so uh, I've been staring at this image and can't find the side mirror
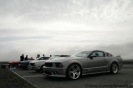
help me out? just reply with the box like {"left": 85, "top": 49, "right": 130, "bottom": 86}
{"left": 89, "top": 54, "right": 96, "bottom": 59}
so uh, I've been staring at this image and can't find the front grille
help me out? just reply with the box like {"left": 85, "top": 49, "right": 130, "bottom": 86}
{"left": 45, "top": 63, "right": 53, "bottom": 67}
{"left": 55, "top": 63, "right": 62, "bottom": 67}
{"left": 30, "top": 63, "right": 35, "bottom": 66}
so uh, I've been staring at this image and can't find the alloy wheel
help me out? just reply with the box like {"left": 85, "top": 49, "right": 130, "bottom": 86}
{"left": 68, "top": 64, "right": 81, "bottom": 79}
{"left": 110, "top": 63, "right": 118, "bottom": 74}
{"left": 112, "top": 64, "right": 118, "bottom": 73}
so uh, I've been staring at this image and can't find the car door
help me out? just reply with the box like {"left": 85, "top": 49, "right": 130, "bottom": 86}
{"left": 87, "top": 51, "right": 108, "bottom": 72}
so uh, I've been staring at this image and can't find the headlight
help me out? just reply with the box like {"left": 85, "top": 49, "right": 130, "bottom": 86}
{"left": 30, "top": 63, "right": 36, "bottom": 66}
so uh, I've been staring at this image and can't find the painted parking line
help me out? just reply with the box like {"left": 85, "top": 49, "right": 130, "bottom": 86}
{"left": 9, "top": 69, "right": 39, "bottom": 88}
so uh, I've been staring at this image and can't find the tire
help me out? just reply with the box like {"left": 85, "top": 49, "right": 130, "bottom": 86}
{"left": 12, "top": 64, "right": 18, "bottom": 68}
{"left": 110, "top": 62, "right": 119, "bottom": 74}
{"left": 40, "top": 66, "right": 44, "bottom": 73}
{"left": 36, "top": 65, "right": 44, "bottom": 73}
{"left": 15, "top": 64, "right": 18, "bottom": 69}
{"left": 25, "top": 65, "right": 30, "bottom": 70}
{"left": 8, "top": 65, "right": 10, "bottom": 69}
{"left": 66, "top": 64, "right": 81, "bottom": 80}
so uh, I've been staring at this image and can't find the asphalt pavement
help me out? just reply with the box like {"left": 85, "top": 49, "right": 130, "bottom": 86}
{"left": 11, "top": 64, "right": 133, "bottom": 88}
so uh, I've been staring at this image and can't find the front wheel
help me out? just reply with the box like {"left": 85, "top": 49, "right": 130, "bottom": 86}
{"left": 26, "top": 65, "right": 30, "bottom": 70}
{"left": 110, "top": 63, "right": 119, "bottom": 74}
{"left": 66, "top": 64, "right": 81, "bottom": 80}
{"left": 40, "top": 65, "right": 44, "bottom": 73}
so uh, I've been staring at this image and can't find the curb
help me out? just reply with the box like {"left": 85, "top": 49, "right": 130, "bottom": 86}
{"left": 9, "top": 69, "right": 40, "bottom": 88}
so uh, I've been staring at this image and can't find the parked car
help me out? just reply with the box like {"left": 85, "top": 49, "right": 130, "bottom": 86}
{"left": 29, "top": 57, "right": 50, "bottom": 72}
{"left": 8, "top": 61, "right": 20, "bottom": 68}
{"left": 43, "top": 50, "right": 123, "bottom": 80}
{"left": 29, "top": 55, "right": 70, "bottom": 72}
{"left": 49, "top": 55, "right": 70, "bottom": 60}
{"left": 19, "top": 58, "right": 34, "bottom": 70}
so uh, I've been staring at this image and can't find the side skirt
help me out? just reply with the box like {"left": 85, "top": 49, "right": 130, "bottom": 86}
{"left": 82, "top": 71, "right": 110, "bottom": 76}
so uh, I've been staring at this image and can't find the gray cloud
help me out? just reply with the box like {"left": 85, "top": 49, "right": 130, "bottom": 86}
{"left": 1, "top": 0, "right": 133, "bottom": 24}
{"left": 0, "top": 41, "right": 133, "bottom": 61}
{"left": 0, "top": 0, "right": 133, "bottom": 61}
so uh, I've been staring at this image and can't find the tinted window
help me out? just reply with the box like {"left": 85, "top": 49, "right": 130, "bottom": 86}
{"left": 107, "top": 53, "right": 113, "bottom": 57}
{"left": 91, "top": 51, "right": 105, "bottom": 57}
{"left": 38, "top": 57, "right": 49, "bottom": 60}
{"left": 72, "top": 51, "right": 91, "bottom": 57}
{"left": 38, "top": 57, "right": 43, "bottom": 60}
{"left": 43, "top": 57, "right": 50, "bottom": 60}
{"left": 60, "top": 55, "right": 70, "bottom": 57}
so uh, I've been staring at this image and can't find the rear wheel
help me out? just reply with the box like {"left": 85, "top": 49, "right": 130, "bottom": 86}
{"left": 110, "top": 63, "right": 119, "bottom": 74}
{"left": 66, "top": 64, "right": 81, "bottom": 80}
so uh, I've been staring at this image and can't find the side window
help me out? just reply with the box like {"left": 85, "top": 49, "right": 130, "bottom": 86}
{"left": 107, "top": 53, "right": 113, "bottom": 57}
{"left": 43, "top": 57, "right": 49, "bottom": 60}
{"left": 91, "top": 51, "right": 105, "bottom": 57}
{"left": 40, "top": 57, "right": 43, "bottom": 60}
{"left": 98, "top": 52, "right": 105, "bottom": 57}
{"left": 91, "top": 52, "right": 98, "bottom": 57}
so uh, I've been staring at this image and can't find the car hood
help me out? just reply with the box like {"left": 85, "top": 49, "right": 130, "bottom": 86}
{"left": 46, "top": 57, "right": 81, "bottom": 62}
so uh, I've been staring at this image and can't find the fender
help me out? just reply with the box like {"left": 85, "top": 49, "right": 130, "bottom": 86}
{"left": 109, "top": 59, "right": 119, "bottom": 68}
{"left": 65, "top": 60, "right": 83, "bottom": 71}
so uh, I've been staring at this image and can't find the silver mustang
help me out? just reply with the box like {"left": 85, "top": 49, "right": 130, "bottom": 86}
{"left": 43, "top": 50, "right": 123, "bottom": 80}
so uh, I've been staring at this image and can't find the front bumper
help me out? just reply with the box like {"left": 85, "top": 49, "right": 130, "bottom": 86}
{"left": 19, "top": 64, "right": 26, "bottom": 68}
{"left": 29, "top": 66, "right": 40, "bottom": 70}
{"left": 43, "top": 66, "right": 66, "bottom": 77}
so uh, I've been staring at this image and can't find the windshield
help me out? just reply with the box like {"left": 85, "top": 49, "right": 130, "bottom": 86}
{"left": 60, "top": 55, "right": 70, "bottom": 57}
{"left": 49, "top": 55, "right": 60, "bottom": 60}
{"left": 49, "top": 55, "right": 70, "bottom": 60}
{"left": 72, "top": 51, "right": 91, "bottom": 57}
{"left": 38, "top": 57, "right": 49, "bottom": 60}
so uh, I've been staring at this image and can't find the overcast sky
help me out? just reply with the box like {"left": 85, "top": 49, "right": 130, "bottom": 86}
{"left": 0, "top": 0, "right": 133, "bottom": 61}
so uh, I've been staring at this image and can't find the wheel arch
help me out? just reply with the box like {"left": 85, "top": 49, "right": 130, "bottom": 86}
{"left": 66, "top": 62, "right": 83, "bottom": 75}
{"left": 110, "top": 61, "right": 119, "bottom": 74}
{"left": 109, "top": 60, "right": 119, "bottom": 69}
{"left": 65, "top": 62, "right": 83, "bottom": 79}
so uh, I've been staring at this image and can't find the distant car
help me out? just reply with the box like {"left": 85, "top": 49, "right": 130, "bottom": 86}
{"left": 49, "top": 55, "right": 70, "bottom": 60}
{"left": 19, "top": 58, "right": 34, "bottom": 70}
{"left": 29, "top": 55, "right": 70, "bottom": 72}
{"left": 29, "top": 57, "right": 50, "bottom": 72}
{"left": 43, "top": 50, "right": 123, "bottom": 80}
{"left": 8, "top": 61, "right": 20, "bottom": 68}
